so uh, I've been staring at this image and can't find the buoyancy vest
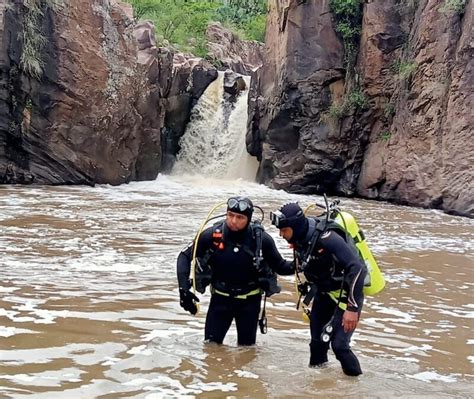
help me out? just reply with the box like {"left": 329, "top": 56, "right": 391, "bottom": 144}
{"left": 298, "top": 212, "right": 385, "bottom": 296}
{"left": 194, "top": 220, "right": 281, "bottom": 297}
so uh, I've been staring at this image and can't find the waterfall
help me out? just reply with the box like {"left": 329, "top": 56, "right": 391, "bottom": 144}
{"left": 172, "top": 72, "right": 259, "bottom": 181}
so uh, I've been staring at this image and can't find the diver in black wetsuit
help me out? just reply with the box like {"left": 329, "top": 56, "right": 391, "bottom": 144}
{"left": 271, "top": 202, "right": 367, "bottom": 376}
{"left": 177, "top": 197, "right": 294, "bottom": 346}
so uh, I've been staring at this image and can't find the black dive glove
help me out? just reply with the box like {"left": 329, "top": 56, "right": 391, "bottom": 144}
{"left": 179, "top": 288, "right": 200, "bottom": 315}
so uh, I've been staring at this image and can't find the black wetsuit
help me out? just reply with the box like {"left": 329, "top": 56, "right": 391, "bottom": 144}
{"left": 177, "top": 221, "right": 293, "bottom": 345}
{"left": 295, "top": 223, "right": 367, "bottom": 376}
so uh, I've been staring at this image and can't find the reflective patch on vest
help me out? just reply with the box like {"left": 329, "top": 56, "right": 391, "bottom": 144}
{"left": 321, "top": 231, "right": 331, "bottom": 239}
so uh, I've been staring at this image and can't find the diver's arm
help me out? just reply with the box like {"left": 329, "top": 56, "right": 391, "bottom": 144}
{"left": 176, "top": 227, "right": 214, "bottom": 290}
{"left": 261, "top": 232, "right": 295, "bottom": 275}
{"left": 319, "top": 231, "right": 366, "bottom": 312}
{"left": 177, "top": 244, "right": 193, "bottom": 290}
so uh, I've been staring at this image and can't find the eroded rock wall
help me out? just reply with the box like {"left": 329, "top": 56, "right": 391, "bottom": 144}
{"left": 357, "top": 0, "right": 473, "bottom": 216}
{"left": 249, "top": 0, "right": 349, "bottom": 194}
{"left": 250, "top": 0, "right": 473, "bottom": 216}
{"left": 0, "top": 0, "right": 171, "bottom": 185}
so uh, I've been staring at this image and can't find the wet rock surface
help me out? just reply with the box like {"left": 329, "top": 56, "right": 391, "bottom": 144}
{"left": 206, "top": 22, "right": 264, "bottom": 74}
{"left": 249, "top": 0, "right": 473, "bottom": 217}
{"left": 0, "top": 0, "right": 171, "bottom": 185}
{"left": 161, "top": 54, "right": 218, "bottom": 172}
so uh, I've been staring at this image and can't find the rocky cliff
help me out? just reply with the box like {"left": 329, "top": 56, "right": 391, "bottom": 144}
{"left": 249, "top": 0, "right": 473, "bottom": 217}
{"left": 0, "top": 0, "right": 171, "bottom": 185}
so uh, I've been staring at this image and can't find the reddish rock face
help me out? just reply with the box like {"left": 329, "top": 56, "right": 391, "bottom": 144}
{"left": 248, "top": 0, "right": 347, "bottom": 193}
{"left": 0, "top": 0, "right": 171, "bottom": 185}
{"left": 249, "top": 0, "right": 473, "bottom": 217}
{"left": 357, "top": 0, "right": 473, "bottom": 216}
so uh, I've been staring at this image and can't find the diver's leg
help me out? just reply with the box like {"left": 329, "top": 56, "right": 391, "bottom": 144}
{"left": 331, "top": 308, "right": 363, "bottom": 376}
{"left": 205, "top": 294, "right": 234, "bottom": 344}
{"left": 235, "top": 295, "right": 261, "bottom": 345}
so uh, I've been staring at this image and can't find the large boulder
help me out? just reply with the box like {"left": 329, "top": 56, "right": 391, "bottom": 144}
{"left": 0, "top": 0, "right": 171, "bottom": 185}
{"left": 206, "top": 22, "right": 264, "bottom": 74}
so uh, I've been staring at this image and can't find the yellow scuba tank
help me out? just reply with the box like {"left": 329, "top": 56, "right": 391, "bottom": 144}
{"left": 334, "top": 211, "right": 385, "bottom": 296}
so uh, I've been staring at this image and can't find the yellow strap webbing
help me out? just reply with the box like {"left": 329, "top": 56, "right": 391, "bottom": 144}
{"left": 327, "top": 289, "right": 347, "bottom": 311}
{"left": 212, "top": 287, "right": 262, "bottom": 299}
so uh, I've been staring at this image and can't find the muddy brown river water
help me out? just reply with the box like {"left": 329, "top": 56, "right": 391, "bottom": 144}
{"left": 0, "top": 176, "right": 473, "bottom": 398}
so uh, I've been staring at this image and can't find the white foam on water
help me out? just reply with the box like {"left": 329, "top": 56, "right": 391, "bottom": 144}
{"left": 101, "top": 357, "right": 121, "bottom": 366}
{"left": 0, "top": 286, "right": 19, "bottom": 293}
{"left": 127, "top": 345, "right": 153, "bottom": 356}
{"left": 142, "top": 327, "right": 200, "bottom": 341}
{"left": 186, "top": 381, "right": 238, "bottom": 393}
{"left": 392, "top": 356, "right": 419, "bottom": 363}
{"left": 370, "top": 306, "right": 416, "bottom": 324}
{"left": 1, "top": 368, "right": 84, "bottom": 387}
{"left": 1, "top": 167, "right": 474, "bottom": 397}
{"left": 407, "top": 371, "right": 457, "bottom": 383}
{"left": 0, "top": 342, "right": 127, "bottom": 366}
{"left": 234, "top": 369, "right": 259, "bottom": 379}
{"left": 0, "top": 326, "right": 39, "bottom": 337}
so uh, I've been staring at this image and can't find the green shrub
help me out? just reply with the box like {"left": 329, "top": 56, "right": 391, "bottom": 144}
{"left": 241, "top": 14, "right": 266, "bottom": 42}
{"left": 346, "top": 88, "right": 368, "bottom": 109}
{"left": 19, "top": 0, "right": 46, "bottom": 79}
{"left": 335, "top": 21, "right": 360, "bottom": 41}
{"left": 392, "top": 59, "right": 417, "bottom": 80}
{"left": 329, "top": 0, "right": 363, "bottom": 70}
{"left": 128, "top": 0, "right": 157, "bottom": 19}
{"left": 440, "top": 0, "right": 466, "bottom": 14}
{"left": 323, "top": 87, "right": 368, "bottom": 122}
{"left": 380, "top": 131, "right": 391, "bottom": 141}
{"left": 25, "top": 98, "right": 33, "bottom": 111}
{"left": 330, "top": 0, "right": 361, "bottom": 16}
{"left": 125, "top": 0, "right": 267, "bottom": 57}
{"left": 329, "top": 103, "right": 346, "bottom": 120}
{"left": 383, "top": 103, "right": 396, "bottom": 119}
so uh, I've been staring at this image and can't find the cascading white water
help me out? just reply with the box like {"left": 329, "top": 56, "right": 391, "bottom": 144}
{"left": 172, "top": 72, "right": 259, "bottom": 181}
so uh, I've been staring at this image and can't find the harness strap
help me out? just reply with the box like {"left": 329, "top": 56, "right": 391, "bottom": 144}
{"left": 259, "top": 295, "right": 268, "bottom": 334}
{"left": 212, "top": 287, "right": 262, "bottom": 299}
{"left": 327, "top": 289, "right": 347, "bottom": 310}
{"left": 300, "top": 218, "right": 327, "bottom": 271}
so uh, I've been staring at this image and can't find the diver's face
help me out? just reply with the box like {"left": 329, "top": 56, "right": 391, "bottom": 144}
{"left": 279, "top": 227, "right": 294, "bottom": 241}
{"left": 226, "top": 211, "right": 248, "bottom": 231}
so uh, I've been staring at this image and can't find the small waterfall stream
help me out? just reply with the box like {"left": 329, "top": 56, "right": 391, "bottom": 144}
{"left": 172, "top": 72, "right": 259, "bottom": 181}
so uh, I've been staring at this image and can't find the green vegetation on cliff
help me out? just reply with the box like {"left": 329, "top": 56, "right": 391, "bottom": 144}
{"left": 329, "top": 0, "right": 363, "bottom": 69}
{"left": 14, "top": 0, "right": 62, "bottom": 79}
{"left": 440, "top": 0, "right": 467, "bottom": 14}
{"left": 126, "top": 0, "right": 267, "bottom": 57}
